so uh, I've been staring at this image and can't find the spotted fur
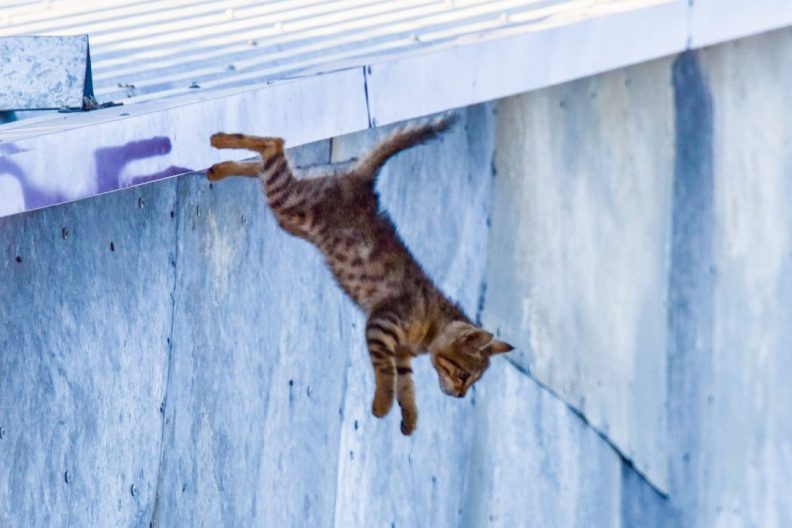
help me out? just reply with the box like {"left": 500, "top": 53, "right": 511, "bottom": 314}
{"left": 208, "top": 116, "right": 513, "bottom": 435}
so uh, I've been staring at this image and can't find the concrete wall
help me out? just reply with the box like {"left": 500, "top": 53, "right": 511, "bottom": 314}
{"left": 0, "top": 104, "right": 662, "bottom": 527}
{"left": 2, "top": 27, "right": 791, "bottom": 528}
{"left": 485, "top": 27, "right": 792, "bottom": 528}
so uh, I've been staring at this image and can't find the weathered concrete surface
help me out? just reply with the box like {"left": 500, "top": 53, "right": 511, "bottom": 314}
{"left": 0, "top": 180, "right": 178, "bottom": 526}
{"left": 10, "top": 27, "right": 792, "bottom": 523}
{"left": 464, "top": 359, "right": 623, "bottom": 527}
{"left": 0, "top": 101, "right": 665, "bottom": 527}
{"left": 482, "top": 26, "right": 792, "bottom": 528}
{"left": 667, "top": 31, "right": 792, "bottom": 527}
{"left": 485, "top": 57, "right": 675, "bottom": 491}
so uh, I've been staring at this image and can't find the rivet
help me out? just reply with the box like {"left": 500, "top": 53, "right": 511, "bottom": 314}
{"left": 306, "top": 386, "right": 312, "bottom": 398}
{"left": 64, "top": 470, "right": 71, "bottom": 483}
{"left": 61, "top": 227, "right": 69, "bottom": 240}
{"left": 248, "top": 39, "right": 258, "bottom": 46}
{"left": 353, "top": 420, "right": 358, "bottom": 430}
{"left": 189, "top": 81, "right": 200, "bottom": 89}
{"left": 240, "top": 215, "right": 246, "bottom": 225}
{"left": 227, "top": 64, "right": 236, "bottom": 71}
{"left": 130, "top": 483, "right": 138, "bottom": 497}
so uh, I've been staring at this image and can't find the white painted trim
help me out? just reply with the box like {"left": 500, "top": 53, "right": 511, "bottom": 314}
{"left": 690, "top": 0, "right": 792, "bottom": 49}
{"left": 366, "top": 0, "right": 688, "bottom": 126}
{"left": 0, "top": 70, "right": 368, "bottom": 217}
{"left": 2, "top": 0, "right": 792, "bottom": 218}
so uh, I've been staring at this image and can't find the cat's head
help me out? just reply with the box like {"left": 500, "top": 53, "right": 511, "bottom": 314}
{"left": 429, "top": 321, "right": 513, "bottom": 398}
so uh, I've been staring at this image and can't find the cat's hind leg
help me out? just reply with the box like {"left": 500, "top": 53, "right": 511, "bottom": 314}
{"left": 210, "top": 133, "right": 284, "bottom": 159}
{"left": 206, "top": 160, "right": 263, "bottom": 181}
{"left": 395, "top": 347, "right": 418, "bottom": 435}
{"left": 366, "top": 311, "right": 407, "bottom": 420}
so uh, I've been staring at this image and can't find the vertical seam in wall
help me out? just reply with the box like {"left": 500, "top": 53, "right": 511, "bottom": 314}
{"left": 363, "top": 65, "right": 373, "bottom": 128}
{"left": 330, "top": 312, "right": 351, "bottom": 526}
{"left": 149, "top": 180, "right": 182, "bottom": 526}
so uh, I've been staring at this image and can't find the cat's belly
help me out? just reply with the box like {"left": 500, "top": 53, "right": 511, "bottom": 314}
{"left": 322, "top": 239, "right": 406, "bottom": 312}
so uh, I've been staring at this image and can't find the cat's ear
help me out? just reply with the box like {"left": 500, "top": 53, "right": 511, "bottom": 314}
{"left": 486, "top": 339, "right": 514, "bottom": 355}
{"left": 460, "top": 327, "right": 494, "bottom": 349}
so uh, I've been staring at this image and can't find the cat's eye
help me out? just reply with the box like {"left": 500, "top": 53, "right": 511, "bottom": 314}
{"left": 458, "top": 371, "right": 470, "bottom": 383}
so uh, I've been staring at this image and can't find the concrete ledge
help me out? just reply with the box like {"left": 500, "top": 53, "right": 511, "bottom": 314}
{"left": 3, "top": 0, "right": 791, "bottom": 219}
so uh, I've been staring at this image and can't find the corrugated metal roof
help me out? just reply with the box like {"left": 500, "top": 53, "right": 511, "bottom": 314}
{"left": 2, "top": 0, "right": 580, "bottom": 104}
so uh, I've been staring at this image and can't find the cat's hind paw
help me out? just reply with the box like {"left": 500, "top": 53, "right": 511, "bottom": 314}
{"left": 371, "top": 389, "right": 394, "bottom": 418}
{"left": 398, "top": 401, "right": 418, "bottom": 435}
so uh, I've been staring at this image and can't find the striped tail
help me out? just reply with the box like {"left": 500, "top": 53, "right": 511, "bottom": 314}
{"left": 354, "top": 113, "right": 458, "bottom": 180}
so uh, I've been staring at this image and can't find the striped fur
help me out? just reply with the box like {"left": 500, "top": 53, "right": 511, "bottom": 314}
{"left": 209, "top": 115, "right": 513, "bottom": 435}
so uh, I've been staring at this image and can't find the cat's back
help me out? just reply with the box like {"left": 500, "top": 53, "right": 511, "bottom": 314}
{"left": 298, "top": 172, "right": 427, "bottom": 312}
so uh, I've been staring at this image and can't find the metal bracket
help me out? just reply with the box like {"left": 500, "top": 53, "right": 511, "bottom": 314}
{"left": 0, "top": 35, "right": 117, "bottom": 113}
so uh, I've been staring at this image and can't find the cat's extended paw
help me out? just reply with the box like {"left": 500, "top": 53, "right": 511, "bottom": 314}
{"left": 399, "top": 406, "right": 417, "bottom": 436}
{"left": 371, "top": 388, "right": 394, "bottom": 418}
{"left": 210, "top": 132, "right": 243, "bottom": 149}
{"left": 206, "top": 164, "right": 221, "bottom": 181}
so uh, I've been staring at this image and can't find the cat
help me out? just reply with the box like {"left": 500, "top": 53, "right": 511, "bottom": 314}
{"left": 207, "top": 115, "right": 513, "bottom": 435}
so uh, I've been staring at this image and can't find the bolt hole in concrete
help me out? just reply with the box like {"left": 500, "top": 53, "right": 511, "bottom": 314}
{"left": 61, "top": 227, "right": 69, "bottom": 239}
{"left": 15, "top": 256, "right": 21, "bottom": 263}
{"left": 110, "top": 242, "right": 115, "bottom": 252}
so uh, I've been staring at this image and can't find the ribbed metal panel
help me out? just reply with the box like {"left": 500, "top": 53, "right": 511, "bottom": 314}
{"left": 2, "top": 0, "right": 581, "bottom": 103}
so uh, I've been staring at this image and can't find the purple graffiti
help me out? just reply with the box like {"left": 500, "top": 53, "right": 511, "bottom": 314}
{"left": 0, "top": 136, "right": 194, "bottom": 216}
{"left": 94, "top": 136, "right": 192, "bottom": 192}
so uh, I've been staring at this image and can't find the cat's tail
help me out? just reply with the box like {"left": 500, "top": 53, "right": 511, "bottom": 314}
{"left": 354, "top": 113, "right": 458, "bottom": 180}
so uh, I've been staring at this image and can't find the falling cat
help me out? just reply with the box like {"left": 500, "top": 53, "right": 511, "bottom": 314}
{"left": 208, "top": 115, "right": 513, "bottom": 435}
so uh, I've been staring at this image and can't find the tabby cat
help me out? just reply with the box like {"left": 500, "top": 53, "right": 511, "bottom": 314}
{"left": 208, "top": 115, "right": 513, "bottom": 435}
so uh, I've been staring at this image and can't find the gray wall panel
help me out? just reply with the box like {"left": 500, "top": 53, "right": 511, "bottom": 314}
{"left": 675, "top": 31, "right": 792, "bottom": 527}
{"left": 0, "top": 181, "right": 178, "bottom": 526}
{"left": 485, "top": 57, "right": 675, "bottom": 491}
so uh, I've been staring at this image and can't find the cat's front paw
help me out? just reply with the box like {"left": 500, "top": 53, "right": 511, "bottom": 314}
{"left": 399, "top": 405, "right": 417, "bottom": 436}
{"left": 371, "top": 388, "right": 394, "bottom": 418}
